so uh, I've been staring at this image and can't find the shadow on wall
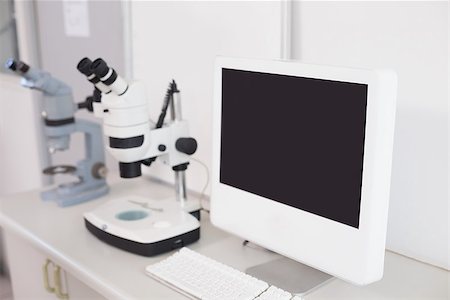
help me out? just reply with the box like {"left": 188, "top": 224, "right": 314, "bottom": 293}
{"left": 0, "top": 228, "right": 8, "bottom": 275}
{"left": 388, "top": 105, "right": 449, "bottom": 269}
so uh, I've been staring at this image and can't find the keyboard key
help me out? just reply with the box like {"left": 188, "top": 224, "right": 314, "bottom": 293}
{"left": 145, "top": 247, "right": 302, "bottom": 300}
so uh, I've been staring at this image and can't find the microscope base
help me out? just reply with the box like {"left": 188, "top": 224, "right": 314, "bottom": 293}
{"left": 41, "top": 182, "right": 109, "bottom": 207}
{"left": 85, "top": 220, "right": 200, "bottom": 257}
{"left": 83, "top": 196, "right": 201, "bottom": 256}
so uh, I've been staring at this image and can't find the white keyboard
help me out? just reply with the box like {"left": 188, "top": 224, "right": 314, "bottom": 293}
{"left": 145, "top": 247, "right": 302, "bottom": 300}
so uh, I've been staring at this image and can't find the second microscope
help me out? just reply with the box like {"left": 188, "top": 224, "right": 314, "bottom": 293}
{"left": 6, "top": 59, "right": 109, "bottom": 207}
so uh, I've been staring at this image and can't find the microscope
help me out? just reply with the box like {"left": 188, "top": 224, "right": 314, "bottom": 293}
{"left": 77, "top": 58, "right": 201, "bottom": 256}
{"left": 5, "top": 59, "right": 109, "bottom": 207}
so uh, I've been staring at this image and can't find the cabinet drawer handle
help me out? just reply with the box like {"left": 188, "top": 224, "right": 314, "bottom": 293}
{"left": 42, "top": 259, "right": 55, "bottom": 293}
{"left": 54, "top": 265, "right": 69, "bottom": 299}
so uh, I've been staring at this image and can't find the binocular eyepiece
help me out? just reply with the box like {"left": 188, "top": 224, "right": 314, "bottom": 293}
{"left": 5, "top": 58, "right": 30, "bottom": 74}
{"left": 77, "top": 57, "right": 95, "bottom": 78}
{"left": 77, "top": 57, "right": 128, "bottom": 95}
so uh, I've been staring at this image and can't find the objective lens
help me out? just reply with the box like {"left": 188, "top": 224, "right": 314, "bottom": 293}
{"left": 119, "top": 161, "right": 142, "bottom": 178}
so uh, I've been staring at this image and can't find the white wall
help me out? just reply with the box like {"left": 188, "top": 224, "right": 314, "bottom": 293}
{"left": 291, "top": 1, "right": 449, "bottom": 270}
{"left": 34, "top": 0, "right": 126, "bottom": 175}
{"left": 131, "top": 1, "right": 448, "bottom": 270}
{"left": 0, "top": 0, "right": 45, "bottom": 273}
{"left": 131, "top": 1, "right": 284, "bottom": 194}
{"left": 0, "top": 2, "right": 45, "bottom": 195}
{"left": 0, "top": 75, "right": 43, "bottom": 194}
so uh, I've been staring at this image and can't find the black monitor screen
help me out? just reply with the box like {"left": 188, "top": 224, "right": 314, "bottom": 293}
{"left": 220, "top": 68, "right": 368, "bottom": 228}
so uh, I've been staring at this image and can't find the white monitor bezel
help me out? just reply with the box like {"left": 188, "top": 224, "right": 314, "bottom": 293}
{"left": 211, "top": 57, "right": 397, "bottom": 285}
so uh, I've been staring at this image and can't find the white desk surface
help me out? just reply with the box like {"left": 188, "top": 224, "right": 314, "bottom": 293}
{"left": 0, "top": 176, "right": 448, "bottom": 299}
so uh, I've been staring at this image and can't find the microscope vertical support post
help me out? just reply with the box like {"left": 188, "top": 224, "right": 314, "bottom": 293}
{"left": 170, "top": 91, "right": 188, "bottom": 207}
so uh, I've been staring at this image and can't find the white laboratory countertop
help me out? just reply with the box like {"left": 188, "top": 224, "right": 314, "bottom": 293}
{"left": 0, "top": 175, "right": 448, "bottom": 300}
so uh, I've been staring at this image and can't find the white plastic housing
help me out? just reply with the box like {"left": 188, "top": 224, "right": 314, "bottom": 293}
{"left": 104, "top": 124, "right": 153, "bottom": 163}
{"left": 159, "top": 120, "right": 192, "bottom": 167}
{"left": 101, "top": 81, "right": 149, "bottom": 127}
{"left": 92, "top": 102, "right": 104, "bottom": 119}
{"left": 211, "top": 57, "right": 397, "bottom": 285}
{"left": 84, "top": 196, "right": 200, "bottom": 244}
{"left": 99, "top": 80, "right": 192, "bottom": 167}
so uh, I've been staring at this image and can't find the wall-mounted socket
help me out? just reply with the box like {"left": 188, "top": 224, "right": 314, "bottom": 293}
{"left": 62, "top": 0, "right": 90, "bottom": 37}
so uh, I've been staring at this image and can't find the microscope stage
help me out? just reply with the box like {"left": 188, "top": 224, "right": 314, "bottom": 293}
{"left": 84, "top": 196, "right": 200, "bottom": 256}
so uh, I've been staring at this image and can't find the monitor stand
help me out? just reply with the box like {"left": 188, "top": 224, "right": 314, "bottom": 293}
{"left": 246, "top": 257, "right": 334, "bottom": 296}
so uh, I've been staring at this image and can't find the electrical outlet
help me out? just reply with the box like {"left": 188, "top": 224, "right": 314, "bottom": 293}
{"left": 62, "top": 0, "right": 90, "bottom": 37}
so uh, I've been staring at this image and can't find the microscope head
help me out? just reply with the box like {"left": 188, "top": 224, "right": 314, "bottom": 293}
{"left": 5, "top": 58, "right": 75, "bottom": 120}
{"left": 77, "top": 57, "right": 151, "bottom": 178}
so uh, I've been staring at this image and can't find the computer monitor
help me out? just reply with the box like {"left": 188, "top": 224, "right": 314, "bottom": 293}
{"left": 211, "top": 57, "right": 397, "bottom": 291}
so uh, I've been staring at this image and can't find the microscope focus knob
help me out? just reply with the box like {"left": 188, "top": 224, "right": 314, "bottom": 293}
{"left": 175, "top": 138, "right": 198, "bottom": 155}
{"left": 92, "top": 162, "right": 108, "bottom": 179}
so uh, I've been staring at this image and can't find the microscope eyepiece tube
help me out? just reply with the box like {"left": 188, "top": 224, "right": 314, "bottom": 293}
{"left": 90, "top": 58, "right": 110, "bottom": 78}
{"left": 77, "top": 57, "right": 111, "bottom": 94}
{"left": 5, "top": 58, "right": 30, "bottom": 74}
{"left": 77, "top": 57, "right": 101, "bottom": 84}
{"left": 5, "top": 58, "right": 17, "bottom": 70}
{"left": 77, "top": 57, "right": 94, "bottom": 76}
{"left": 90, "top": 58, "right": 128, "bottom": 96}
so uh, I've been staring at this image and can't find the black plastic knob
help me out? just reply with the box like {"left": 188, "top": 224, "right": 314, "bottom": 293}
{"left": 175, "top": 138, "right": 197, "bottom": 155}
{"left": 77, "top": 96, "right": 94, "bottom": 112}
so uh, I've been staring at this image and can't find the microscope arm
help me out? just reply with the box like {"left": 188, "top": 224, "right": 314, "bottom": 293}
{"left": 20, "top": 72, "right": 72, "bottom": 96}
{"left": 5, "top": 59, "right": 76, "bottom": 125}
{"left": 5, "top": 59, "right": 72, "bottom": 96}
{"left": 105, "top": 120, "right": 193, "bottom": 164}
{"left": 75, "top": 119, "right": 107, "bottom": 181}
